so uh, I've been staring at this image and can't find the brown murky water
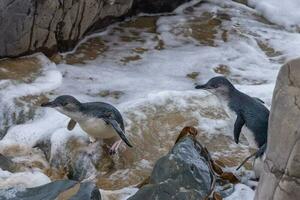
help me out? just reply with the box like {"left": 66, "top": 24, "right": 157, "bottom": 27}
{"left": 0, "top": 56, "right": 41, "bottom": 82}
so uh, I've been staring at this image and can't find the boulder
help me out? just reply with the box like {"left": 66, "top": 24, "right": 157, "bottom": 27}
{"left": 255, "top": 58, "right": 300, "bottom": 199}
{"left": 0, "top": 154, "right": 16, "bottom": 172}
{"left": 0, "top": 0, "right": 191, "bottom": 58}
{"left": 0, "top": 180, "right": 101, "bottom": 200}
{"left": 128, "top": 134, "right": 214, "bottom": 200}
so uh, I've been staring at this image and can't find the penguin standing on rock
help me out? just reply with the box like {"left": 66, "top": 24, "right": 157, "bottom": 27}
{"left": 41, "top": 95, "right": 133, "bottom": 155}
{"left": 195, "top": 76, "right": 269, "bottom": 176}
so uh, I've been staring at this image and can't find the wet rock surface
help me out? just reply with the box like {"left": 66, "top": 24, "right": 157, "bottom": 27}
{"left": 0, "top": 154, "right": 16, "bottom": 172}
{"left": 255, "top": 58, "right": 300, "bottom": 199}
{"left": 0, "top": 180, "right": 101, "bottom": 200}
{"left": 0, "top": 0, "right": 191, "bottom": 58}
{"left": 129, "top": 135, "right": 213, "bottom": 200}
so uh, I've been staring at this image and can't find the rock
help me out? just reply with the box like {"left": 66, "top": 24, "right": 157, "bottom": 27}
{"left": 255, "top": 58, "right": 300, "bottom": 199}
{"left": 128, "top": 136, "right": 213, "bottom": 200}
{"left": 69, "top": 182, "right": 101, "bottom": 200}
{"left": 33, "top": 136, "right": 52, "bottom": 162}
{"left": 0, "top": 0, "right": 191, "bottom": 58}
{"left": 48, "top": 137, "right": 101, "bottom": 181}
{"left": 0, "top": 180, "right": 101, "bottom": 200}
{"left": 131, "top": 0, "right": 190, "bottom": 13}
{"left": 0, "top": 154, "right": 16, "bottom": 172}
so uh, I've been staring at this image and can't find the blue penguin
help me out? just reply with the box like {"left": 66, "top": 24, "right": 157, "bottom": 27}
{"left": 195, "top": 76, "right": 269, "bottom": 175}
{"left": 41, "top": 95, "right": 132, "bottom": 155}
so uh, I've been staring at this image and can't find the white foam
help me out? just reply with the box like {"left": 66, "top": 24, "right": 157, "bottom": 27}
{"left": 100, "top": 187, "right": 138, "bottom": 200}
{"left": 0, "top": 169, "right": 50, "bottom": 189}
{"left": 249, "top": 0, "right": 300, "bottom": 31}
{"left": 224, "top": 184, "right": 255, "bottom": 200}
{"left": 0, "top": 54, "right": 62, "bottom": 100}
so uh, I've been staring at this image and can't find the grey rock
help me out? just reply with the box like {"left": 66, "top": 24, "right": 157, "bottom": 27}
{"left": 0, "top": 154, "right": 16, "bottom": 172}
{"left": 49, "top": 137, "right": 101, "bottom": 182}
{"left": 70, "top": 182, "right": 101, "bottom": 200}
{"left": 255, "top": 58, "right": 300, "bottom": 200}
{"left": 0, "top": 180, "right": 101, "bottom": 200}
{"left": 0, "top": 0, "right": 133, "bottom": 58}
{"left": 33, "top": 136, "right": 52, "bottom": 161}
{"left": 129, "top": 136, "right": 213, "bottom": 200}
{"left": 132, "top": 0, "right": 190, "bottom": 13}
{"left": 0, "top": 0, "right": 191, "bottom": 58}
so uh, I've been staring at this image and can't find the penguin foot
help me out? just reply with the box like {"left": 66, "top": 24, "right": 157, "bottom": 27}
{"left": 109, "top": 140, "right": 122, "bottom": 155}
{"left": 89, "top": 136, "right": 96, "bottom": 144}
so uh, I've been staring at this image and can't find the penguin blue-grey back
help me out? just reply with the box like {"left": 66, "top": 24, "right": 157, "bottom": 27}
{"left": 195, "top": 76, "right": 269, "bottom": 150}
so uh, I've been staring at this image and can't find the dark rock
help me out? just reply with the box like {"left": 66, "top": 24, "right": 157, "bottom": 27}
{"left": 0, "top": 154, "right": 16, "bottom": 172}
{"left": 0, "top": 180, "right": 101, "bottom": 200}
{"left": 129, "top": 136, "right": 213, "bottom": 200}
{"left": 69, "top": 182, "right": 101, "bottom": 200}
{"left": 33, "top": 136, "right": 52, "bottom": 162}
{"left": 0, "top": 0, "right": 192, "bottom": 58}
{"left": 255, "top": 58, "right": 300, "bottom": 199}
{"left": 49, "top": 137, "right": 101, "bottom": 182}
{"left": 132, "top": 0, "right": 190, "bottom": 13}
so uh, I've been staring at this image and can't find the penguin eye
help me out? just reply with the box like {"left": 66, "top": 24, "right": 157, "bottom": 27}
{"left": 61, "top": 102, "right": 68, "bottom": 106}
{"left": 211, "top": 83, "right": 218, "bottom": 88}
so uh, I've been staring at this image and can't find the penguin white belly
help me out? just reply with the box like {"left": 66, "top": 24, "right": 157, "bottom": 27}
{"left": 78, "top": 118, "right": 117, "bottom": 139}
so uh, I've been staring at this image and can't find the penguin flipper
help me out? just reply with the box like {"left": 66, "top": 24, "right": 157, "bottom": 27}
{"left": 234, "top": 114, "right": 245, "bottom": 144}
{"left": 103, "top": 118, "right": 133, "bottom": 148}
{"left": 67, "top": 119, "right": 77, "bottom": 131}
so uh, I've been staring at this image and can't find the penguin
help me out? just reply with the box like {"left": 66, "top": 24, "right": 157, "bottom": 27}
{"left": 41, "top": 95, "right": 132, "bottom": 155}
{"left": 195, "top": 76, "right": 269, "bottom": 176}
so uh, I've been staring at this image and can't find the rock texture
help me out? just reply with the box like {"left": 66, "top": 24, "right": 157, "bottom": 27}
{"left": 255, "top": 58, "right": 300, "bottom": 199}
{"left": 0, "top": 180, "right": 101, "bottom": 200}
{"left": 0, "top": 0, "right": 190, "bottom": 58}
{"left": 0, "top": 154, "right": 16, "bottom": 172}
{"left": 128, "top": 136, "right": 213, "bottom": 200}
{"left": 0, "top": 0, "right": 133, "bottom": 58}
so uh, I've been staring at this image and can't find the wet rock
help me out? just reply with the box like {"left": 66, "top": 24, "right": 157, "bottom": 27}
{"left": 0, "top": 154, "right": 16, "bottom": 172}
{"left": 132, "top": 0, "right": 190, "bottom": 13}
{"left": 255, "top": 58, "right": 300, "bottom": 199}
{"left": 0, "top": 0, "right": 191, "bottom": 58}
{"left": 48, "top": 137, "right": 101, "bottom": 182}
{"left": 0, "top": 180, "right": 101, "bottom": 200}
{"left": 128, "top": 136, "right": 213, "bottom": 200}
{"left": 33, "top": 136, "right": 52, "bottom": 162}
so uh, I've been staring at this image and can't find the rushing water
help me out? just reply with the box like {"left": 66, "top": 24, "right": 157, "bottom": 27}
{"left": 1, "top": 0, "right": 300, "bottom": 199}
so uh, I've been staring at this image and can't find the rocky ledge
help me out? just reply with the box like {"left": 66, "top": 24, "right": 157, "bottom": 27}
{"left": 0, "top": 0, "right": 190, "bottom": 58}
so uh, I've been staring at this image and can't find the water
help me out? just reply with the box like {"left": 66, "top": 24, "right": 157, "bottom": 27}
{"left": 1, "top": 0, "right": 300, "bottom": 199}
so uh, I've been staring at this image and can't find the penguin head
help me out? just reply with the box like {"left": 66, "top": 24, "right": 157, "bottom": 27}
{"left": 195, "top": 76, "right": 235, "bottom": 97}
{"left": 41, "top": 95, "right": 82, "bottom": 117}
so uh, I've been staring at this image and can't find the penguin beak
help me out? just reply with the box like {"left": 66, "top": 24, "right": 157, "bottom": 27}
{"left": 195, "top": 84, "right": 208, "bottom": 90}
{"left": 41, "top": 101, "right": 57, "bottom": 108}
